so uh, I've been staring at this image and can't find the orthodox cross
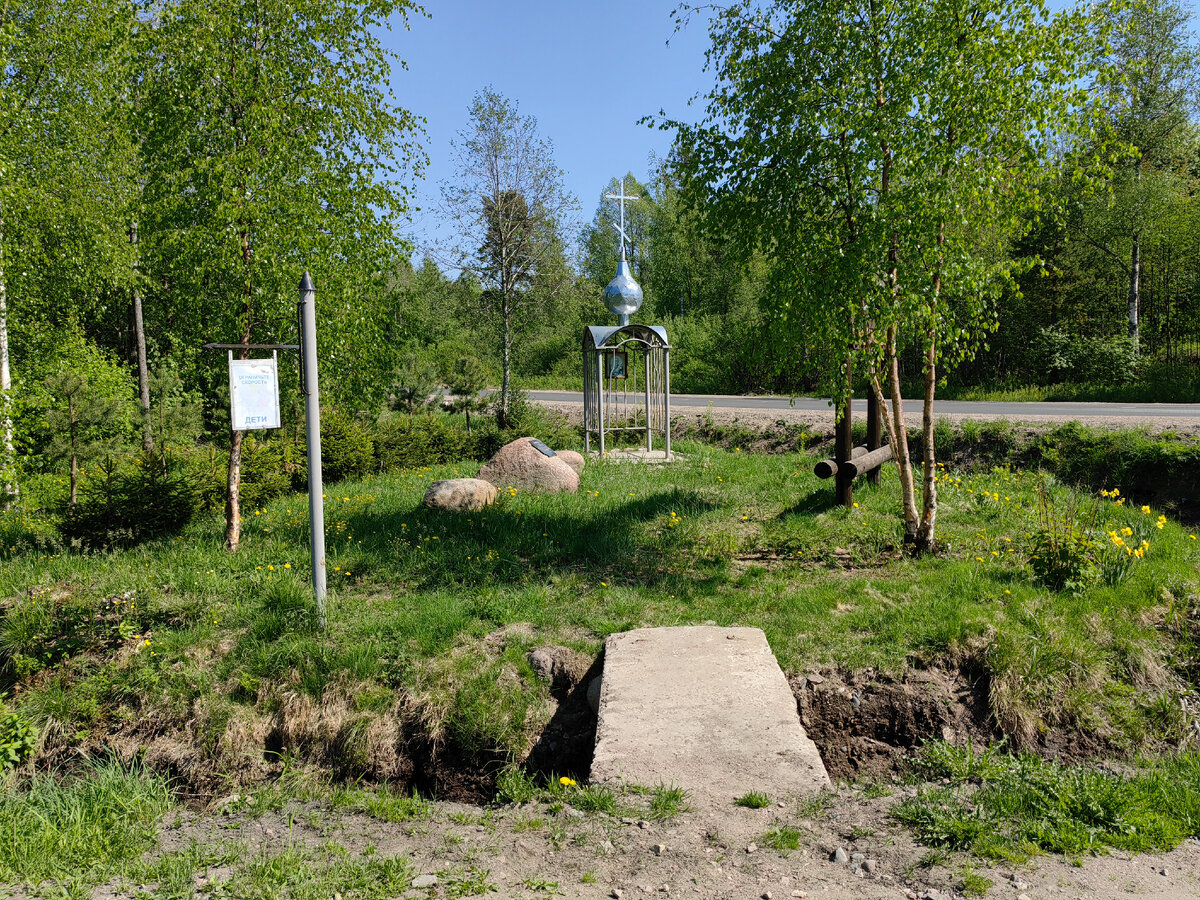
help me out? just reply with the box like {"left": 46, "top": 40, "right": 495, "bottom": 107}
{"left": 605, "top": 176, "right": 641, "bottom": 261}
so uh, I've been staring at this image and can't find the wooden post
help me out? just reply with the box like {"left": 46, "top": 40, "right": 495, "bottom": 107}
{"left": 866, "top": 390, "right": 882, "bottom": 486}
{"left": 835, "top": 395, "right": 853, "bottom": 508}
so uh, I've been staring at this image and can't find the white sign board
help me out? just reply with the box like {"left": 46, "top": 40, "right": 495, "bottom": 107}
{"left": 229, "top": 356, "right": 281, "bottom": 431}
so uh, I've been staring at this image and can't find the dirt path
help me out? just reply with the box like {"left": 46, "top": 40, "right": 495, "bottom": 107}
{"left": 54, "top": 786, "right": 1200, "bottom": 900}
{"left": 533, "top": 399, "right": 1200, "bottom": 440}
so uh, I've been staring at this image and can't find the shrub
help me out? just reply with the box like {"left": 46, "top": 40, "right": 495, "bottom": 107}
{"left": 0, "top": 700, "right": 37, "bottom": 771}
{"left": 240, "top": 435, "right": 296, "bottom": 508}
{"left": 316, "top": 407, "right": 374, "bottom": 483}
{"left": 374, "top": 416, "right": 481, "bottom": 470}
{"left": 58, "top": 452, "right": 199, "bottom": 549}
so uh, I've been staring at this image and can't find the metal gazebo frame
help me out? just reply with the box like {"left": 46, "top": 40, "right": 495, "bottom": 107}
{"left": 582, "top": 324, "right": 671, "bottom": 457}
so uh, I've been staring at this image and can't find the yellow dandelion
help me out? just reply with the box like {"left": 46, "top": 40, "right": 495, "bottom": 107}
{"left": 559, "top": 776, "right": 577, "bottom": 787}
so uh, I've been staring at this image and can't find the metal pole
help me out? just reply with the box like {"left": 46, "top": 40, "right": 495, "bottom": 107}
{"left": 597, "top": 352, "right": 606, "bottom": 457}
{"left": 299, "top": 272, "right": 327, "bottom": 624}
{"left": 664, "top": 348, "right": 671, "bottom": 459}
{"left": 645, "top": 349, "right": 653, "bottom": 454}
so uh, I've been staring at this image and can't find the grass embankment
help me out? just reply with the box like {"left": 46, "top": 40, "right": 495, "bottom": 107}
{"left": 4, "top": 441, "right": 1198, "bottom": 765}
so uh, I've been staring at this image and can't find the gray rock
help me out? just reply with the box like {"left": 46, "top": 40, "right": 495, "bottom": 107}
{"left": 529, "top": 647, "right": 556, "bottom": 680}
{"left": 422, "top": 478, "right": 498, "bottom": 512}
{"left": 567, "top": 807, "right": 585, "bottom": 819}
{"left": 807, "top": 673, "right": 825, "bottom": 685}
{"left": 746, "top": 843, "right": 757, "bottom": 853}
{"left": 851, "top": 852, "right": 865, "bottom": 862}
{"left": 611, "top": 891, "right": 623, "bottom": 900}
{"left": 477, "top": 437, "right": 580, "bottom": 494}
{"left": 832, "top": 847, "right": 849, "bottom": 863}
{"left": 587, "top": 676, "right": 603, "bottom": 714}
{"left": 411, "top": 874, "right": 438, "bottom": 888}
{"left": 556, "top": 449, "right": 585, "bottom": 475}
{"left": 651, "top": 844, "right": 666, "bottom": 856}
{"left": 862, "top": 859, "right": 877, "bottom": 874}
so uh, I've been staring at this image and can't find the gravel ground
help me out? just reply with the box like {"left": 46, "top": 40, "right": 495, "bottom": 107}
{"left": 534, "top": 399, "right": 1200, "bottom": 440}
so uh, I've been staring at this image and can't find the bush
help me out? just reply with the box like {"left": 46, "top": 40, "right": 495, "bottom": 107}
{"left": 317, "top": 407, "right": 374, "bottom": 483}
{"left": 0, "top": 700, "right": 37, "bottom": 771}
{"left": 374, "top": 415, "right": 481, "bottom": 470}
{"left": 58, "top": 452, "right": 199, "bottom": 549}
{"left": 240, "top": 435, "right": 296, "bottom": 509}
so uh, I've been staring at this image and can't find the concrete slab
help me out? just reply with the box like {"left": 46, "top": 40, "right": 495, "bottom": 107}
{"left": 589, "top": 448, "right": 684, "bottom": 464}
{"left": 590, "top": 626, "right": 830, "bottom": 804}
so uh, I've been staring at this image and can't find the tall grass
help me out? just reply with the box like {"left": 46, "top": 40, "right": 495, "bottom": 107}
{"left": 0, "top": 762, "right": 172, "bottom": 881}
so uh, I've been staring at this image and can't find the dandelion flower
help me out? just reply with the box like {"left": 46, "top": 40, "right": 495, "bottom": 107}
{"left": 267, "top": 565, "right": 275, "bottom": 571}
{"left": 559, "top": 776, "right": 577, "bottom": 787}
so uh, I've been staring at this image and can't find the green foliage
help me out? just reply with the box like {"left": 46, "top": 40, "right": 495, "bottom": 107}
{"left": 0, "top": 699, "right": 37, "bottom": 770}
{"left": 318, "top": 408, "right": 375, "bottom": 484}
{"left": 896, "top": 742, "right": 1200, "bottom": 861}
{"left": 0, "top": 762, "right": 172, "bottom": 882}
{"left": 374, "top": 415, "right": 481, "bottom": 471}
{"left": 443, "top": 355, "right": 490, "bottom": 432}
{"left": 647, "top": 783, "right": 688, "bottom": 821}
{"left": 252, "top": 576, "right": 321, "bottom": 642}
{"left": 388, "top": 359, "right": 442, "bottom": 424}
{"left": 495, "top": 767, "right": 539, "bottom": 805}
{"left": 58, "top": 451, "right": 198, "bottom": 549}
{"left": 734, "top": 791, "right": 771, "bottom": 809}
{"left": 760, "top": 825, "right": 801, "bottom": 853}
{"left": 58, "top": 452, "right": 199, "bottom": 548}
{"left": 1028, "top": 484, "right": 1101, "bottom": 593}
{"left": 240, "top": 435, "right": 297, "bottom": 509}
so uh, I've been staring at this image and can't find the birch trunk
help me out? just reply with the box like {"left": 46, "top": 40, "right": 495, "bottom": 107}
{"left": 131, "top": 222, "right": 152, "bottom": 452}
{"left": 0, "top": 215, "right": 16, "bottom": 510}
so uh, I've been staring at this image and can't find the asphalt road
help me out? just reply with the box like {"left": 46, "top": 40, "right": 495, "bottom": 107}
{"left": 527, "top": 390, "right": 1200, "bottom": 420}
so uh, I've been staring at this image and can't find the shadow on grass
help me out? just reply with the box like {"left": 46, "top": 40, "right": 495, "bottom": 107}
{"left": 339, "top": 487, "right": 724, "bottom": 590}
{"left": 778, "top": 487, "right": 839, "bottom": 518}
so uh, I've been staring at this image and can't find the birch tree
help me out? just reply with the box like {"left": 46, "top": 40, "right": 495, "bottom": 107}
{"left": 140, "top": 0, "right": 425, "bottom": 550}
{"left": 440, "top": 88, "right": 576, "bottom": 429}
{"left": 669, "top": 0, "right": 1108, "bottom": 552}
{"left": 0, "top": 0, "right": 136, "bottom": 508}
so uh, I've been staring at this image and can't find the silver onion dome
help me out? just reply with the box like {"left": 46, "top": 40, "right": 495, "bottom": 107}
{"left": 603, "top": 257, "right": 643, "bottom": 325}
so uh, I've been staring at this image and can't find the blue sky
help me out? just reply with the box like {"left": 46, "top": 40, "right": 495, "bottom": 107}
{"left": 383, "top": 0, "right": 711, "bottom": 258}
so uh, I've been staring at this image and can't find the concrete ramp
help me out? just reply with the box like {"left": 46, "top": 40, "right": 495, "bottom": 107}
{"left": 590, "top": 626, "right": 830, "bottom": 802}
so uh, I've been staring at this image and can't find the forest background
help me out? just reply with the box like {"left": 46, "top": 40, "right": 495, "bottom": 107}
{"left": 3, "top": 0, "right": 1200, "bottom": 541}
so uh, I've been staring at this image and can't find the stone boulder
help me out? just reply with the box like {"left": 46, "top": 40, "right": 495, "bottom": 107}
{"left": 422, "top": 478, "right": 498, "bottom": 512}
{"left": 477, "top": 437, "right": 579, "bottom": 494}
{"left": 555, "top": 449, "right": 585, "bottom": 476}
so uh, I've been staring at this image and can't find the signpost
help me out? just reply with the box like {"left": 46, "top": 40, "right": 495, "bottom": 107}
{"left": 203, "top": 271, "right": 326, "bottom": 626}
{"left": 228, "top": 355, "right": 281, "bottom": 431}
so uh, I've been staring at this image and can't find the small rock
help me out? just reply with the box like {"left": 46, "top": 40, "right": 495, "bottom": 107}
{"left": 1017, "top": 895, "right": 1032, "bottom": 900}
{"left": 601, "top": 840, "right": 615, "bottom": 853}
{"left": 1013, "top": 880, "right": 1029, "bottom": 891}
{"left": 792, "top": 892, "right": 808, "bottom": 899}
{"left": 651, "top": 844, "right": 666, "bottom": 856}
{"left": 638, "top": 820, "right": 650, "bottom": 829}
{"left": 567, "top": 807, "right": 585, "bottom": 819}
{"left": 412, "top": 874, "right": 438, "bottom": 889}
{"left": 902, "top": 891, "right": 917, "bottom": 900}
{"left": 611, "top": 890, "right": 623, "bottom": 900}
{"left": 622, "top": 817, "right": 637, "bottom": 825}
{"left": 762, "top": 893, "right": 773, "bottom": 900}
{"left": 638, "top": 886, "right": 652, "bottom": 895}
{"left": 746, "top": 843, "right": 757, "bottom": 853}
{"left": 807, "top": 673, "right": 825, "bottom": 685}
{"left": 862, "top": 859, "right": 877, "bottom": 874}
{"left": 659, "top": 887, "right": 670, "bottom": 894}
{"left": 832, "top": 847, "right": 849, "bottom": 863}
{"left": 851, "top": 852, "right": 865, "bottom": 862}
{"left": 1160, "top": 868, "right": 1169, "bottom": 877}
{"left": 777, "top": 801, "right": 786, "bottom": 808}
{"left": 423, "top": 477, "right": 498, "bottom": 512}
